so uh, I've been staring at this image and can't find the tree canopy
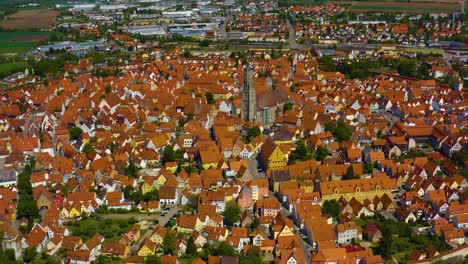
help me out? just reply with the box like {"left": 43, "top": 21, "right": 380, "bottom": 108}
{"left": 163, "top": 233, "right": 177, "bottom": 254}
{"left": 124, "top": 160, "right": 140, "bottom": 178}
{"left": 289, "top": 139, "right": 314, "bottom": 163}
{"left": 324, "top": 119, "right": 353, "bottom": 142}
{"left": 321, "top": 199, "right": 341, "bottom": 218}
{"left": 243, "top": 126, "right": 261, "bottom": 144}
{"left": 343, "top": 166, "right": 359, "bottom": 180}
{"left": 162, "top": 146, "right": 175, "bottom": 163}
{"left": 223, "top": 201, "right": 241, "bottom": 226}
{"left": 17, "top": 159, "right": 40, "bottom": 220}
{"left": 69, "top": 127, "right": 83, "bottom": 141}
{"left": 316, "top": 146, "right": 329, "bottom": 161}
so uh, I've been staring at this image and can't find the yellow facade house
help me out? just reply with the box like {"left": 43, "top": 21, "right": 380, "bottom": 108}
{"left": 274, "top": 224, "right": 294, "bottom": 239}
{"left": 198, "top": 150, "right": 221, "bottom": 170}
{"left": 149, "top": 226, "right": 166, "bottom": 245}
{"left": 165, "top": 162, "right": 178, "bottom": 174}
{"left": 138, "top": 238, "right": 156, "bottom": 256}
{"left": 176, "top": 215, "right": 203, "bottom": 234}
{"left": 69, "top": 205, "right": 81, "bottom": 219}
{"left": 155, "top": 174, "right": 167, "bottom": 188}
{"left": 141, "top": 176, "right": 156, "bottom": 195}
{"left": 320, "top": 176, "right": 397, "bottom": 202}
{"left": 260, "top": 138, "right": 287, "bottom": 170}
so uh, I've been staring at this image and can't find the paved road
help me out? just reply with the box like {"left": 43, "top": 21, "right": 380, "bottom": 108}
{"left": 219, "top": 8, "right": 230, "bottom": 41}
{"left": 382, "top": 111, "right": 401, "bottom": 129}
{"left": 286, "top": 19, "right": 302, "bottom": 50}
{"left": 294, "top": 225, "right": 312, "bottom": 263}
{"left": 249, "top": 153, "right": 265, "bottom": 180}
{"left": 130, "top": 206, "right": 180, "bottom": 253}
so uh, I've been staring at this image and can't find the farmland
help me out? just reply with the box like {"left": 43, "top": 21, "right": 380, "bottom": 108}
{"left": 0, "top": 8, "right": 58, "bottom": 30}
{"left": 0, "top": 31, "right": 51, "bottom": 54}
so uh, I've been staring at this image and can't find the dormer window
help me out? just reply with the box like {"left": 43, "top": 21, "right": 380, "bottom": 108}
{"left": 334, "top": 188, "right": 339, "bottom": 194}
{"left": 356, "top": 187, "right": 360, "bottom": 192}
{"left": 376, "top": 185, "right": 381, "bottom": 191}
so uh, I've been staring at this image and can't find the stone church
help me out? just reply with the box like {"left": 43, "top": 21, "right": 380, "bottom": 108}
{"left": 241, "top": 65, "right": 288, "bottom": 125}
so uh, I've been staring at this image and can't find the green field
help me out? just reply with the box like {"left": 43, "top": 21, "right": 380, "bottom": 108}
{"left": 67, "top": 215, "right": 138, "bottom": 242}
{"left": 0, "top": 31, "right": 51, "bottom": 54}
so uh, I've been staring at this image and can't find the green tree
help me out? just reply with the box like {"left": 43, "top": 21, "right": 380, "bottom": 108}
{"left": 182, "top": 50, "right": 192, "bottom": 58}
{"left": 396, "top": 59, "right": 417, "bottom": 77}
{"left": 201, "top": 241, "right": 237, "bottom": 259}
{"left": 244, "top": 126, "right": 261, "bottom": 143}
{"left": 104, "top": 84, "right": 112, "bottom": 94}
{"left": 283, "top": 101, "right": 294, "bottom": 112}
{"left": 251, "top": 215, "right": 260, "bottom": 229}
{"left": 318, "top": 55, "right": 336, "bottom": 72}
{"left": 143, "top": 189, "right": 159, "bottom": 202}
{"left": 16, "top": 159, "right": 39, "bottom": 220}
{"left": 290, "top": 139, "right": 313, "bottom": 162}
{"left": 199, "top": 40, "right": 211, "bottom": 47}
{"left": 239, "top": 247, "right": 263, "bottom": 264}
{"left": 23, "top": 247, "right": 37, "bottom": 263}
{"left": 82, "top": 143, "right": 94, "bottom": 154}
{"left": 17, "top": 195, "right": 40, "bottom": 220}
{"left": 324, "top": 120, "right": 353, "bottom": 142}
{"left": 186, "top": 236, "right": 197, "bottom": 256}
{"left": 321, "top": 199, "right": 341, "bottom": 218}
{"left": 333, "top": 119, "right": 353, "bottom": 142}
{"left": 162, "top": 146, "right": 175, "bottom": 163}
{"left": 363, "top": 162, "right": 374, "bottom": 174}
{"left": 223, "top": 201, "right": 241, "bottom": 226}
{"left": 163, "top": 233, "right": 177, "bottom": 254}
{"left": 316, "top": 146, "right": 329, "bottom": 161}
{"left": 2, "top": 249, "right": 16, "bottom": 263}
{"left": 69, "top": 127, "right": 83, "bottom": 141}
{"left": 343, "top": 166, "right": 359, "bottom": 180}
{"left": 174, "top": 149, "right": 184, "bottom": 160}
{"left": 123, "top": 186, "right": 143, "bottom": 204}
{"left": 374, "top": 225, "right": 394, "bottom": 259}
{"left": 124, "top": 160, "right": 140, "bottom": 178}
{"left": 205, "top": 92, "right": 215, "bottom": 104}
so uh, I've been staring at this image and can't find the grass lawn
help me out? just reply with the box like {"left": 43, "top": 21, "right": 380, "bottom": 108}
{"left": 0, "top": 31, "right": 51, "bottom": 54}
{"left": 67, "top": 215, "right": 138, "bottom": 242}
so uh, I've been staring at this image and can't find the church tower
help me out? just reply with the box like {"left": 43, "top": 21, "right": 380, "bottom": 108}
{"left": 242, "top": 65, "right": 256, "bottom": 122}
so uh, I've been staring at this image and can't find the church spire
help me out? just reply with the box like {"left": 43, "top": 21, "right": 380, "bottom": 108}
{"left": 242, "top": 64, "right": 256, "bottom": 122}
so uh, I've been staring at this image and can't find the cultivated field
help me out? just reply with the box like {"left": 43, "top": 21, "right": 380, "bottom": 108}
{"left": 0, "top": 8, "right": 58, "bottom": 30}
{"left": 0, "top": 31, "right": 51, "bottom": 54}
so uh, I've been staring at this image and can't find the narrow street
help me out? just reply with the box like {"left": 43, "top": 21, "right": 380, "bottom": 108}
{"left": 286, "top": 19, "right": 300, "bottom": 49}
{"left": 294, "top": 225, "right": 312, "bottom": 264}
{"left": 248, "top": 153, "right": 265, "bottom": 180}
{"left": 219, "top": 8, "right": 231, "bottom": 41}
